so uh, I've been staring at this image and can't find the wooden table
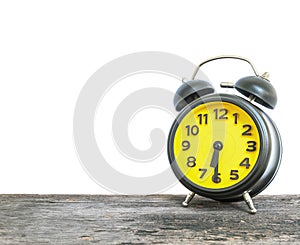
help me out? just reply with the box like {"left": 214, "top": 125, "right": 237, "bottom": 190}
{"left": 0, "top": 195, "right": 299, "bottom": 244}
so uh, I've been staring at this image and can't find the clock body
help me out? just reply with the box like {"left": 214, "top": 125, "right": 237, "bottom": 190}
{"left": 168, "top": 93, "right": 282, "bottom": 201}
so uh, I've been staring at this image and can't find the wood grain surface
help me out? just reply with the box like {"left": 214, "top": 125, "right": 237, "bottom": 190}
{"left": 0, "top": 195, "right": 299, "bottom": 244}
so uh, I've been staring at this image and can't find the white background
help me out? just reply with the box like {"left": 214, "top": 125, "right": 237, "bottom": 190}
{"left": 0, "top": 1, "right": 299, "bottom": 194}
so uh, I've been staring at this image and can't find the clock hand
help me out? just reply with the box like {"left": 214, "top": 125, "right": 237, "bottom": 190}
{"left": 212, "top": 165, "right": 221, "bottom": 183}
{"left": 210, "top": 141, "right": 223, "bottom": 167}
{"left": 210, "top": 141, "right": 223, "bottom": 183}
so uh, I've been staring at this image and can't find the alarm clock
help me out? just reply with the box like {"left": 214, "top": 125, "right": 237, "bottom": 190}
{"left": 167, "top": 56, "right": 282, "bottom": 214}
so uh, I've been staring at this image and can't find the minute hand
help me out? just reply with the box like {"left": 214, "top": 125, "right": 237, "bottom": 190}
{"left": 210, "top": 141, "right": 223, "bottom": 183}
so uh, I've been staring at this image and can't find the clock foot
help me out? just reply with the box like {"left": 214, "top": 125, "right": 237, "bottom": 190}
{"left": 182, "top": 192, "right": 195, "bottom": 207}
{"left": 243, "top": 191, "right": 257, "bottom": 214}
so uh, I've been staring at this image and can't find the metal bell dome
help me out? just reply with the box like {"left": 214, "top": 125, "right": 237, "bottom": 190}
{"left": 235, "top": 76, "right": 277, "bottom": 109}
{"left": 174, "top": 80, "right": 214, "bottom": 111}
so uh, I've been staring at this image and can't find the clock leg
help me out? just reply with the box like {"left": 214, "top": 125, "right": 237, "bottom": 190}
{"left": 182, "top": 192, "right": 195, "bottom": 207}
{"left": 243, "top": 191, "right": 257, "bottom": 214}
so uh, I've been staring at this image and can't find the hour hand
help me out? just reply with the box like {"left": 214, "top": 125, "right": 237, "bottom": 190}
{"left": 210, "top": 141, "right": 223, "bottom": 168}
{"left": 210, "top": 150, "right": 219, "bottom": 168}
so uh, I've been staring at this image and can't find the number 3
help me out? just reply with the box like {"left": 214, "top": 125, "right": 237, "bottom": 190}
{"left": 246, "top": 141, "right": 257, "bottom": 152}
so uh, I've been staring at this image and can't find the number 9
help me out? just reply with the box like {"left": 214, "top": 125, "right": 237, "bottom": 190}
{"left": 182, "top": 140, "right": 190, "bottom": 151}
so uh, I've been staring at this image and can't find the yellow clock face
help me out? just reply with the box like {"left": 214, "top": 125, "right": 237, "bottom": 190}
{"left": 172, "top": 101, "right": 261, "bottom": 189}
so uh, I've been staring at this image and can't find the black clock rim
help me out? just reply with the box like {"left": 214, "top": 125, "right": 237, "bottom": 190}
{"left": 167, "top": 93, "right": 269, "bottom": 201}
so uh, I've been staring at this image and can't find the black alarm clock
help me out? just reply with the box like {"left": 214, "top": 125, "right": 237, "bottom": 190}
{"left": 167, "top": 56, "right": 282, "bottom": 214}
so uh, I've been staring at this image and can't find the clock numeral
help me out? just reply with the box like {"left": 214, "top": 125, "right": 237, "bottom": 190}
{"left": 233, "top": 113, "right": 239, "bottom": 124}
{"left": 214, "top": 108, "right": 228, "bottom": 120}
{"left": 199, "top": 168, "right": 207, "bottom": 178}
{"left": 246, "top": 141, "right": 257, "bottom": 152}
{"left": 239, "top": 157, "right": 250, "bottom": 169}
{"left": 198, "top": 113, "right": 208, "bottom": 125}
{"left": 230, "top": 170, "right": 239, "bottom": 180}
{"left": 186, "top": 125, "right": 199, "bottom": 136}
{"left": 212, "top": 173, "right": 221, "bottom": 183}
{"left": 242, "top": 124, "right": 252, "bottom": 136}
{"left": 182, "top": 140, "right": 190, "bottom": 151}
{"left": 187, "top": 156, "right": 196, "bottom": 167}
